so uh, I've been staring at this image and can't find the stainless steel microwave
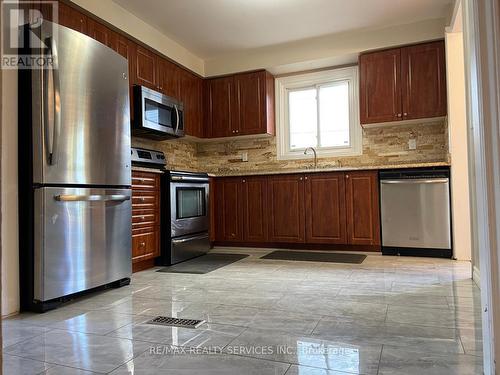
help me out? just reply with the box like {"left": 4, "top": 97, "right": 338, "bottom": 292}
{"left": 133, "top": 85, "right": 184, "bottom": 140}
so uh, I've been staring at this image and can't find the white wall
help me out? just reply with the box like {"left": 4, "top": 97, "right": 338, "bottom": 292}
{"left": 445, "top": 29, "right": 472, "bottom": 261}
{"left": 205, "top": 18, "right": 447, "bottom": 76}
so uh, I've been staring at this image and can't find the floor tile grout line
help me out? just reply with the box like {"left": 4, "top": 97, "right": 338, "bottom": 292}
{"left": 458, "top": 334, "right": 467, "bottom": 355}
{"left": 6, "top": 351, "right": 107, "bottom": 374}
{"left": 104, "top": 344, "right": 151, "bottom": 375}
{"left": 2, "top": 327, "right": 55, "bottom": 352}
{"left": 376, "top": 344, "right": 385, "bottom": 375}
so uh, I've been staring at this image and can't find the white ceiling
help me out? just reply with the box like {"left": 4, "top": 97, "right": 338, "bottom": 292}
{"left": 113, "top": 0, "right": 452, "bottom": 60}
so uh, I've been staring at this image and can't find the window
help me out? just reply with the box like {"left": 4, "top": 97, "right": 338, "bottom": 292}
{"left": 275, "top": 66, "right": 361, "bottom": 159}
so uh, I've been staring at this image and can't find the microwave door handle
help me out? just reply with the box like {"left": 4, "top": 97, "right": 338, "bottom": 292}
{"left": 174, "top": 104, "right": 180, "bottom": 133}
{"left": 44, "top": 37, "right": 61, "bottom": 165}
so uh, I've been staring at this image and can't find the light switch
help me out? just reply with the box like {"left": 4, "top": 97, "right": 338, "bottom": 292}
{"left": 241, "top": 152, "right": 248, "bottom": 162}
{"left": 408, "top": 139, "right": 417, "bottom": 150}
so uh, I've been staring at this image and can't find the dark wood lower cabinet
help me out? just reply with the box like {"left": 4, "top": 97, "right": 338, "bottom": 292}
{"left": 213, "top": 171, "right": 381, "bottom": 250}
{"left": 214, "top": 178, "right": 243, "bottom": 241}
{"left": 345, "top": 171, "right": 381, "bottom": 246}
{"left": 266, "top": 175, "right": 305, "bottom": 243}
{"left": 242, "top": 177, "right": 268, "bottom": 242}
{"left": 305, "top": 172, "right": 346, "bottom": 244}
{"left": 132, "top": 171, "right": 161, "bottom": 271}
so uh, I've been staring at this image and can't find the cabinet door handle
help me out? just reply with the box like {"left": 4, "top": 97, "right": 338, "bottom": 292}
{"left": 346, "top": 175, "right": 349, "bottom": 179}
{"left": 403, "top": 112, "right": 408, "bottom": 116}
{"left": 304, "top": 176, "right": 308, "bottom": 180}
{"left": 397, "top": 113, "right": 402, "bottom": 118}
{"left": 242, "top": 179, "right": 246, "bottom": 183}
{"left": 139, "top": 242, "right": 145, "bottom": 247}
{"left": 299, "top": 177, "right": 303, "bottom": 181}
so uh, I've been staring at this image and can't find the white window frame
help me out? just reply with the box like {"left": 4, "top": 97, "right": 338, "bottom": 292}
{"left": 275, "top": 66, "right": 362, "bottom": 160}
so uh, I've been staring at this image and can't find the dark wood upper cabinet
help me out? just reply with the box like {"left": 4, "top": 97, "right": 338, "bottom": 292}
{"left": 206, "top": 76, "right": 235, "bottom": 138}
{"left": 58, "top": 2, "right": 87, "bottom": 33}
{"left": 345, "top": 171, "right": 380, "bottom": 246}
{"left": 180, "top": 69, "right": 203, "bottom": 138}
{"left": 359, "top": 40, "right": 447, "bottom": 125}
{"left": 134, "top": 46, "right": 158, "bottom": 89}
{"left": 158, "top": 59, "right": 181, "bottom": 98}
{"left": 241, "top": 177, "right": 268, "bottom": 242}
{"left": 401, "top": 41, "right": 447, "bottom": 120}
{"left": 86, "top": 18, "right": 117, "bottom": 50}
{"left": 305, "top": 172, "right": 347, "bottom": 244}
{"left": 214, "top": 178, "right": 243, "bottom": 241}
{"left": 234, "top": 71, "right": 274, "bottom": 136}
{"left": 267, "top": 174, "right": 305, "bottom": 243}
{"left": 359, "top": 49, "right": 401, "bottom": 124}
{"left": 205, "top": 70, "right": 274, "bottom": 138}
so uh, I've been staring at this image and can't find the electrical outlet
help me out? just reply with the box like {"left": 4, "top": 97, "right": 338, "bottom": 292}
{"left": 408, "top": 138, "right": 417, "bottom": 150}
{"left": 241, "top": 152, "right": 248, "bottom": 162}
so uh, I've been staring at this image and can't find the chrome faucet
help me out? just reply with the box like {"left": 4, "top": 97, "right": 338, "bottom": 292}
{"left": 304, "top": 147, "right": 318, "bottom": 169}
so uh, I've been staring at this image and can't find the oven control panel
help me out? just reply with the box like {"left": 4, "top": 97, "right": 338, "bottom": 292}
{"left": 131, "top": 147, "right": 166, "bottom": 167}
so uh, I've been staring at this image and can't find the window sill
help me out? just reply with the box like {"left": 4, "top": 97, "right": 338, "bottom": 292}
{"left": 277, "top": 148, "right": 362, "bottom": 161}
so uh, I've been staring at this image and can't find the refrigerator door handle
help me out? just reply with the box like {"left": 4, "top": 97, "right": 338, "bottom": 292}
{"left": 43, "top": 36, "right": 61, "bottom": 165}
{"left": 54, "top": 194, "right": 131, "bottom": 202}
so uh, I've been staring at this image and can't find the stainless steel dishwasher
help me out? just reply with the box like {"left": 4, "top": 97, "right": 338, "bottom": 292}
{"left": 379, "top": 168, "right": 452, "bottom": 258}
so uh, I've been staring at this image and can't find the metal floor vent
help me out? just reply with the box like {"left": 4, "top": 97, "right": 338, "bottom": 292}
{"left": 146, "top": 316, "right": 206, "bottom": 329}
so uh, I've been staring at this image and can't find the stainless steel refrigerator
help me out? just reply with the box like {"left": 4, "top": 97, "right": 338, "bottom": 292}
{"left": 19, "top": 21, "right": 132, "bottom": 312}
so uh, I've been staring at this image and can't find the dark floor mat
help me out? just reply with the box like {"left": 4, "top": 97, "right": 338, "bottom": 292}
{"left": 260, "top": 250, "right": 366, "bottom": 264}
{"left": 157, "top": 253, "right": 249, "bottom": 274}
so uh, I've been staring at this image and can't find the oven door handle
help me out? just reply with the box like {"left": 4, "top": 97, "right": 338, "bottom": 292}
{"left": 171, "top": 176, "right": 209, "bottom": 183}
{"left": 172, "top": 234, "right": 209, "bottom": 244}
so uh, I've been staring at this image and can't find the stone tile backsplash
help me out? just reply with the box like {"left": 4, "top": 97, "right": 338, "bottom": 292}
{"left": 132, "top": 119, "right": 449, "bottom": 174}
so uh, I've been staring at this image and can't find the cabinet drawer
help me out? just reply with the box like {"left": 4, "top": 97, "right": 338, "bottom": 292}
{"left": 131, "top": 191, "right": 159, "bottom": 209}
{"left": 132, "top": 230, "right": 158, "bottom": 262}
{"left": 132, "top": 172, "right": 160, "bottom": 191}
{"left": 132, "top": 212, "right": 158, "bottom": 228}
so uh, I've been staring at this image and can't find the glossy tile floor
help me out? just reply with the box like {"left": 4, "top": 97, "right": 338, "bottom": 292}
{"left": 3, "top": 248, "right": 483, "bottom": 374}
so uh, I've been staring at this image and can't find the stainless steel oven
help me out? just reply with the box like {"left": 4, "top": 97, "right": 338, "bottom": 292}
{"left": 162, "top": 171, "right": 210, "bottom": 265}
{"left": 133, "top": 85, "right": 184, "bottom": 140}
{"left": 170, "top": 172, "right": 209, "bottom": 237}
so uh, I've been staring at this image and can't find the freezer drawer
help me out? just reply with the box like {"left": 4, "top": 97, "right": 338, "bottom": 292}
{"left": 380, "top": 178, "right": 451, "bottom": 249}
{"left": 34, "top": 187, "right": 132, "bottom": 301}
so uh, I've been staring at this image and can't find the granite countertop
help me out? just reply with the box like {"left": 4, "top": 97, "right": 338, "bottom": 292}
{"left": 207, "top": 161, "right": 450, "bottom": 177}
{"left": 132, "top": 162, "right": 451, "bottom": 177}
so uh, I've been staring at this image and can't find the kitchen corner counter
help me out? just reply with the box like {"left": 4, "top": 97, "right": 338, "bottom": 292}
{"left": 207, "top": 161, "right": 450, "bottom": 177}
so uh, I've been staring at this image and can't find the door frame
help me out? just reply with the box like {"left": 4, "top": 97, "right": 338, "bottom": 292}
{"left": 462, "top": 0, "right": 500, "bottom": 373}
